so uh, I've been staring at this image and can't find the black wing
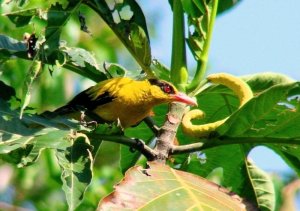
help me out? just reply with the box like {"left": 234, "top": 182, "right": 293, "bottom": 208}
{"left": 50, "top": 88, "right": 115, "bottom": 121}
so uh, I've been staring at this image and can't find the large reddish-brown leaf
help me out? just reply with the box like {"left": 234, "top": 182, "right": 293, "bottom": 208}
{"left": 98, "top": 162, "right": 256, "bottom": 210}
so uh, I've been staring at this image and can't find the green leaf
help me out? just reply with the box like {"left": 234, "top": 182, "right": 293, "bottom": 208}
{"left": 151, "top": 59, "right": 171, "bottom": 81}
{"left": 0, "top": 80, "right": 16, "bottom": 101}
{"left": 104, "top": 63, "right": 126, "bottom": 78}
{"left": 268, "top": 144, "right": 300, "bottom": 176}
{"left": 121, "top": 105, "right": 168, "bottom": 173}
{"left": 20, "top": 60, "right": 42, "bottom": 118}
{"left": 0, "top": 93, "right": 78, "bottom": 167}
{"left": 0, "top": 129, "right": 72, "bottom": 167}
{"left": 62, "top": 46, "right": 108, "bottom": 82}
{"left": 184, "top": 0, "right": 212, "bottom": 61}
{"left": 180, "top": 145, "right": 247, "bottom": 193}
{"left": 84, "top": 0, "right": 152, "bottom": 75}
{"left": 44, "top": 1, "right": 82, "bottom": 57}
{"left": 4, "top": 8, "right": 46, "bottom": 27}
{"left": 244, "top": 160, "right": 275, "bottom": 211}
{"left": 98, "top": 162, "right": 254, "bottom": 210}
{"left": 121, "top": 122, "right": 151, "bottom": 172}
{"left": 243, "top": 72, "right": 294, "bottom": 93}
{"left": 217, "top": 0, "right": 241, "bottom": 14}
{"left": 179, "top": 74, "right": 298, "bottom": 143}
{"left": 217, "top": 82, "right": 300, "bottom": 137}
{"left": 180, "top": 146, "right": 275, "bottom": 210}
{"left": 56, "top": 133, "right": 93, "bottom": 210}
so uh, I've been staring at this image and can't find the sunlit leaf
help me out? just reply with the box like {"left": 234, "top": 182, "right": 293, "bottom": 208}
{"left": 98, "top": 162, "right": 255, "bottom": 210}
{"left": 4, "top": 8, "right": 46, "bottom": 27}
{"left": 217, "top": 82, "right": 300, "bottom": 137}
{"left": 62, "top": 46, "right": 107, "bottom": 82}
{"left": 104, "top": 63, "right": 126, "bottom": 78}
{"left": 44, "top": 1, "right": 82, "bottom": 57}
{"left": 20, "top": 60, "right": 42, "bottom": 118}
{"left": 245, "top": 160, "right": 275, "bottom": 211}
{"left": 183, "top": 0, "right": 212, "bottom": 61}
{"left": 56, "top": 133, "right": 93, "bottom": 210}
{"left": 152, "top": 59, "right": 171, "bottom": 81}
{"left": 84, "top": 0, "right": 152, "bottom": 73}
{"left": 243, "top": 72, "right": 294, "bottom": 93}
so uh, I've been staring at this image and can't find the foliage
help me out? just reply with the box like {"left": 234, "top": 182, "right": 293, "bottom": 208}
{"left": 0, "top": 0, "right": 299, "bottom": 210}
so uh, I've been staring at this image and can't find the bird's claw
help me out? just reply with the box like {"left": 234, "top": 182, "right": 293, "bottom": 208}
{"left": 129, "top": 138, "right": 144, "bottom": 153}
{"left": 80, "top": 111, "right": 98, "bottom": 129}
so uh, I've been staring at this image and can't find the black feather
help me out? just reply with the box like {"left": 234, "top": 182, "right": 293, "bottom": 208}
{"left": 54, "top": 88, "right": 115, "bottom": 116}
{"left": 148, "top": 79, "right": 175, "bottom": 94}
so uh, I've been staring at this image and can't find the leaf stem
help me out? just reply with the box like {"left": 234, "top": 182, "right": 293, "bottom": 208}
{"left": 186, "top": 0, "right": 219, "bottom": 94}
{"left": 171, "top": 136, "right": 300, "bottom": 154}
{"left": 170, "top": 0, "right": 188, "bottom": 91}
{"left": 86, "top": 134, "right": 157, "bottom": 160}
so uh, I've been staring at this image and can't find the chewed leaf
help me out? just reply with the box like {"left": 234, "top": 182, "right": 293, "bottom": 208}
{"left": 98, "top": 162, "right": 255, "bottom": 210}
{"left": 20, "top": 60, "right": 42, "bottom": 119}
{"left": 62, "top": 46, "right": 107, "bottom": 82}
{"left": 84, "top": 0, "right": 152, "bottom": 75}
{"left": 56, "top": 133, "right": 93, "bottom": 210}
{"left": 45, "top": 1, "right": 82, "bottom": 57}
{"left": 5, "top": 8, "right": 46, "bottom": 27}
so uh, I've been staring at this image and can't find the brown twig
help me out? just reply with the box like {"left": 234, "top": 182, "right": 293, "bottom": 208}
{"left": 86, "top": 134, "right": 158, "bottom": 160}
{"left": 154, "top": 103, "right": 187, "bottom": 163}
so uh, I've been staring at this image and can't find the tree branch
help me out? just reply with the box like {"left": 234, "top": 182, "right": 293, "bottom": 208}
{"left": 86, "top": 134, "right": 158, "bottom": 160}
{"left": 143, "top": 117, "right": 160, "bottom": 135}
{"left": 154, "top": 103, "right": 186, "bottom": 163}
{"left": 170, "top": 136, "right": 300, "bottom": 155}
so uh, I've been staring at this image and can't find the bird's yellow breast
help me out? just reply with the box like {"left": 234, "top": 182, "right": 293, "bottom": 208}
{"left": 89, "top": 78, "right": 158, "bottom": 128}
{"left": 92, "top": 100, "right": 152, "bottom": 128}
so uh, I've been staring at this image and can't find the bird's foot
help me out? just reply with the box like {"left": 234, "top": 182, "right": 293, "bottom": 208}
{"left": 80, "top": 111, "right": 98, "bottom": 129}
{"left": 129, "top": 138, "right": 144, "bottom": 153}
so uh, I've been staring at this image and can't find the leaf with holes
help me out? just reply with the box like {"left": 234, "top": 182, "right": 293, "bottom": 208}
{"left": 84, "top": 0, "right": 152, "bottom": 73}
{"left": 56, "top": 133, "right": 93, "bottom": 210}
{"left": 62, "top": 46, "right": 107, "bottom": 82}
{"left": 98, "top": 162, "right": 255, "bottom": 210}
{"left": 44, "top": 1, "right": 82, "bottom": 57}
{"left": 5, "top": 8, "right": 46, "bottom": 27}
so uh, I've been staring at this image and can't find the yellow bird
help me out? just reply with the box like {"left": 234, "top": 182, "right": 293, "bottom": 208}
{"left": 54, "top": 77, "right": 197, "bottom": 128}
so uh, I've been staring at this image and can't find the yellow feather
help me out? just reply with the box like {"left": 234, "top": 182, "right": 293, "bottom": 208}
{"left": 55, "top": 77, "right": 196, "bottom": 129}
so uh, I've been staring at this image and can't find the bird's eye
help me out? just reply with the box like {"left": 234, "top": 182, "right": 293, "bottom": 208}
{"left": 162, "top": 85, "right": 172, "bottom": 94}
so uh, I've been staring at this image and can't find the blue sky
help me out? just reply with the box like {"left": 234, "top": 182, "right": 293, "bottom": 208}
{"left": 145, "top": 1, "right": 300, "bottom": 206}
{"left": 210, "top": 1, "right": 300, "bottom": 174}
{"left": 146, "top": 1, "right": 300, "bottom": 174}
{"left": 211, "top": 0, "right": 300, "bottom": 80}
{"left": 144, "top": 0, "right": 300, "bottom": 208}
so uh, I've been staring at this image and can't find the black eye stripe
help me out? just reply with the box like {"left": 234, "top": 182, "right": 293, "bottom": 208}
{"left": 148, "top": 79, "right": 175, "bottom": 94}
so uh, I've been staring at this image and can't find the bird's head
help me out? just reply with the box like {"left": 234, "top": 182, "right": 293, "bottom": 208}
{"left": 147, "top": 79, "right": 197, "bottom": 106}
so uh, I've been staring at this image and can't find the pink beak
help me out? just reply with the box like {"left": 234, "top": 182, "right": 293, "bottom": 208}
{"left": 171, "top": 92, "right": 198, "bottom": 106}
